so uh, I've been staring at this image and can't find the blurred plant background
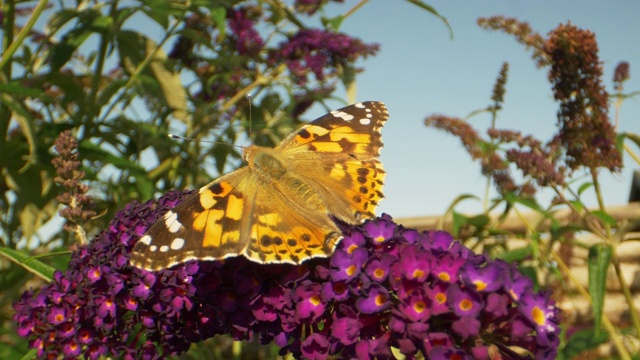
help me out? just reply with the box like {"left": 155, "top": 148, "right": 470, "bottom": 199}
{"left": 1, "top": 0, "right": 639, "bottom": 359}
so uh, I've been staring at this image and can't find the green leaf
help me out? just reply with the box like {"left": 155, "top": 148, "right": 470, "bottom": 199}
{"left": 47, "top": 9, "right": 85, "bottom": 34}
{"left": 617, "top": 131, "right": 639, "bottom": 151}
{"left": 405, "top": 0, "right": 453, "bottom": 39}
{"left": 518, "top": 265, "right": 539, "bottom": 289}
{"left": 43, "top": 70, "right": 87, "bottom": 108}
{"left": 588, "top": 243, "right": 612, "bottom": 337}
{"left": 562, "top": 326, "right": 609, "bottom": 358}
{"left": 79, "top": 140, "right": 154, "bottom": 200}
{"left": 590, "top": 210, "right": 617, "bottom": 227}
{"left": 49, "top": 28, "right": 93, "bottom": 70}
{"left": 146, "top": 39, "right": 190, "bottom": 123}
{"left": 0, "top": 95, "right": 37, "bottom": 170}
{"left": 20, "top": 348, "right": 38, "bottom": 360}
{"left": 451, "top": 211, "right": 466, "bottom": 237}
{"left": 94, "top": 15, "right": 113, "bottom": 29}
{"left": 497, "top": 245, "right": 532, "bottom": 262}
{"left": 504, "top": 192, "right": 544, "bottom": 213}
{"left": 210, "top": 7, "right": 228, "bottom": 39}
{"left": 115, "top": 30, "right": 189, "bottom": 123}
{"left": 577, "top": 181, "right": 593, "bottom": 196}
{"left": 0, "top": 82, "right": 46, "bottom": 98}
{"left": 0, "top": 248, "right": 55, "bottom": 282}
{"left": 0, "top": 340, "right": 31, "bottom": 360}
{"left": 326, "top": 15, "right": 345, "bottom": 31}
{"left": 466, "top": 214, "right": 490, "bottom": 229}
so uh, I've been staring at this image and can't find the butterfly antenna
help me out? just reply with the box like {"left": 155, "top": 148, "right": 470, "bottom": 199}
{"left": 247, "top": 93, "right": 253, "bottom": 145}
{"left": 167, "top": 134, "right": 244, "bottom": 150}
{"left": 169, "top": 95, "right": 255, "bottom": 152}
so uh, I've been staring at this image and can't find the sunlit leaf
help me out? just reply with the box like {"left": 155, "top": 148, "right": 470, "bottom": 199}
{"left": 590, "top": 210, "right": 616, "bottom": 227}
{"left": 588, "top": 244, "right": 612, "bottom": 337}
{"left": 0, "top": 248, "right": 55, "bottom": 282}
{"left": 497, "top": 245, "right": 532, "bottom": 262}
{"left": 146, "top": 39, "right": 190, "bottom": 123}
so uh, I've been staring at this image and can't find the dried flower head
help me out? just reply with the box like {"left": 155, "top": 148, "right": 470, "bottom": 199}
{"left": 545, "top": 22, "right": 622, "bottom": 172}
{"left": 51, "top": 130, "right": 95, "bottom": 244}
{"left": 613, "top": 61, "right": 630, "bottom": 92}
{"left": 477, "top": 16, "right": 548, "bottom": 67}
{"left": 490, "top": 62, "right": 510, "bottom": 111}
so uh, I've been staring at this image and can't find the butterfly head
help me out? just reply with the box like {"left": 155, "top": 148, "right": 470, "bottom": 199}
{"left": 243, "top": 146, "right": 287, "bottom": 180}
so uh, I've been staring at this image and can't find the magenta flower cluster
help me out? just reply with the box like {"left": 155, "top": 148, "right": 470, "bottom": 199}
{"left": 270, "top": 29, "right": 379, "bottom": 83}
{"left": 14, "top": 191, "right": 559, "bottom": 359}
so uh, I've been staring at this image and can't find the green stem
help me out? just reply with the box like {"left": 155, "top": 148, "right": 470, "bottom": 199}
{"left": 97, "top": 18, "right": 181, "bottom": 125}
{"left": 219, "top": 64, "right": 287, "bottom": 113}
{"left": 84, "top": 0, "right": 117, "bottom": 136}
{"left": 0, "top": 0, "right": 49, "bottom": 73}
{"left": 611, "top": 250, "right": 640, "bottom": 337}
{"left": 0, "top": 0, "right": 17, "bottom": 152}
{"left": 344, "top": 0, "right": 369, "bottom": 20}
{"left": 591, "top": 168, "right": 611, "bottom": 238}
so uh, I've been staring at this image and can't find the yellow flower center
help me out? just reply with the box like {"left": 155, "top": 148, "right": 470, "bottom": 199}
{"left": 413, "top": 301, "right": 426, "bottom": 313}
{"left": 346, "top": 265, "right": 357, "bottom": 276}
{"left": 310, "top": 295, "right": 321, "bottom": 306}
{"left": 474, "top": 280, "right": 487, "bottom": 291}
{"left": 373, "top": 268, "right": 385, "bottom": 279}
{"left": 347, "top": 244, "right": 358, "bottom": 254}
{"left": 459, "top": 299, "right": 473, "bottom": 311}
{"left": 412, "top": 269, "right": 425, "bottom": 279}
{"left": 532, "top": 306, "right": 546, "bottom": 325}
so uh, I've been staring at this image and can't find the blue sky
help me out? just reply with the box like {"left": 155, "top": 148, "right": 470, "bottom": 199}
{"left": 307, "top": 1, "right": 640, "bottom": 218}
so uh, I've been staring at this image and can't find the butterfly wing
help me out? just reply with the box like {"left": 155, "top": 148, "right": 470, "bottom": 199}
{"left": 130, "top": 168, "right": 342, "bottom": 270}
{"left": 275, "top": 101, "right": 388, "bottom": 224}
{"left": 130, "top": 101, "right": 388, "bottom": 270}
{"left": 130, "top": 169, "right": 253, "bottom": 271}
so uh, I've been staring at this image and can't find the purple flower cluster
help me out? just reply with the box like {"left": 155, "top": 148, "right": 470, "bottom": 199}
{"left": 14, "top": 191, "right": 559, "bottom": 359}
{"left": 271, "top": 29, "right": 379, "bottom": 83}
{"left": 228, "top": 7, "right": 264, "bottom": 56}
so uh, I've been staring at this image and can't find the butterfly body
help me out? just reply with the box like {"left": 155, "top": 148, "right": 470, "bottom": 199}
{"left": 131, "top": 101, "right": 388, "bottom": 271}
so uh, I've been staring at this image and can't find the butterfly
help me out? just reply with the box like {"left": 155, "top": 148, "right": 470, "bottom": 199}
{"left": 130, "top": 101, "right": 388, "bottom": 271}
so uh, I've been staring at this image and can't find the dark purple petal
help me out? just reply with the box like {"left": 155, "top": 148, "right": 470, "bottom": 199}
{"left": 331, "top": 316, "right": 361, "bottom": 345}
{"left": 452, "top": 316, "right": 481, "bottom": 338}
{"left": 301, "top": 333, "right": 330, "bottom": 360}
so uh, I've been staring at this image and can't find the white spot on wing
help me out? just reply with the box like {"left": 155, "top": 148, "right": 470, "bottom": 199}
{"left": 355, "top": 103, "right": 365, "bottom": 108}
{"left": 149, "top": 245, "right": 157, "bottom": 252}
{"left": 171, "top": 238, "right": 185, "bottom": 250}
{"left": 159, "top": 245, "right": 169, "bottom": 252}
{"left": 359, "top": 118, "right": 371, "bottom": 125}
{"left": 139, "top": 235, "right": 152, "bottom": 245}
{"left": 164, "top": 211, "right": 182, "bottom": 233}
{"left": 331, "top": 110, "right": 354, "bottom": 121}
